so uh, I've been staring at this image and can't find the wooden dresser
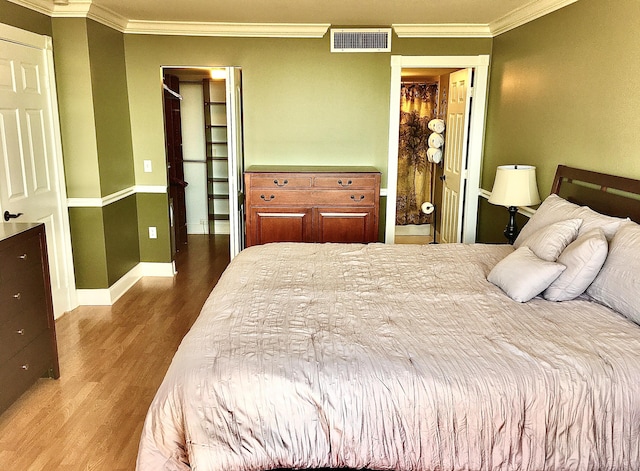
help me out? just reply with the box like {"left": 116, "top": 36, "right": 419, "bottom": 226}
{"left": 244, "top": 166, "right": 381, "bottom": 246}
{"left": 0, "top": 223, "right": 59, "bottom": 415}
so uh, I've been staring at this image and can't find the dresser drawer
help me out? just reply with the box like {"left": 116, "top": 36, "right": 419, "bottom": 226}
{"left": 0, "top": 291, "right": 49, "bottom": 363}
{"left": 248, "top": 175, "right": 312, "bottom": 189}
{"left": 0, "top": 264, "right": 47, "bottom": 321}
{"left": 249, "top": 189, "right": 377, "bottom": 207}
{"left": 313, "top": 175, "right": 379, "bottom": 189}
{"left": 0, "top": 330, "right": 55, "bottom": 413}
{"left": 0, "top": 233, "right": 42, "bottom": 283}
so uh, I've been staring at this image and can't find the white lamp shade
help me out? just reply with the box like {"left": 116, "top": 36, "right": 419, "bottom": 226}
{"left": 488, "top": 165, "right": 541, "bottom": 207}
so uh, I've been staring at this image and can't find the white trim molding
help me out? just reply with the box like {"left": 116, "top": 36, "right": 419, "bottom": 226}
{"left": 67, "top": 185, "right": 167, "bottom": 208}
{"left": 8, "top": 0, "right": 576, "bottom": 38}
{"left": 479, "top": 188, "right": 537, "bottom": 218}
{"left": 126, "top": 21, "right": 330, "bottom": 38}
{"left": 490, "top": 0, "right": 579, "bottom": 36}
{"left": 76, "top": 261, "right": 175, "bottom": 306}
{"left": 393, "top": 24, "right": 492, "bottom": 38}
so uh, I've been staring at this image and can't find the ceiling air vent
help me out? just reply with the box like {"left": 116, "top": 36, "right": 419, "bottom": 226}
{"left": 331, "top": 28, "right": 392, "bottom": 53}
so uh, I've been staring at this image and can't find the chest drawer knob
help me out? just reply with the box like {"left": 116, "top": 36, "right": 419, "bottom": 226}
{"left": 260, "top": 194, "right": 276, "bottom": 202}
{"left": 18, "top": 253, "right": 28, "bottom": 260}
{"left": 16, "top": 328, "right": 25, "bottom": 335}
{"left": 13, "top": 292, "right": 22, "bottom": 300}
{"left": 273, "top": 179, "right": 288, "bottom": 187}
{"left": 351, "top": 194, "right": 365, "bottom": 202}
{"left": 338, "top": 179, "right": 353, "bottom": 187}
{"left": 21, "top": 363, "right": 30, "bottom": 371}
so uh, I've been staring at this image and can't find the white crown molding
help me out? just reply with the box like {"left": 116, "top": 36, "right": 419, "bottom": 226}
{"left": 393, "top": 24, "right": 492, "bottom": 38}
{"left": 7, "top": 0, "right": 575, "bottom": 39}
{"left": 6, "top": 0, "right": 51, "bottom": 16}
{"left": 125, "top": 21, "right": 330, "bottom": 38}
{"left": 490, "top": 0, "right": 579, "bottom": 36}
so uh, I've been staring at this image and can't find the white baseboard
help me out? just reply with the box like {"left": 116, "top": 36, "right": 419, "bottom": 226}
{"left": 76, "top": 261, "right": 175, "bottom": 306}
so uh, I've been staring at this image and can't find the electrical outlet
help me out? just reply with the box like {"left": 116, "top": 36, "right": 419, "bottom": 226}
{"left": 148, "top": 226, "right": 157, "bottom": 239}
{"left": 143, "top": 160, "right": 153, "bottom": 173}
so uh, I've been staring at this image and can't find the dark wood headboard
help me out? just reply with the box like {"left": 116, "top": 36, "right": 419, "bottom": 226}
{"left": 551, "top": 165, "right": 640, "bottom": 224}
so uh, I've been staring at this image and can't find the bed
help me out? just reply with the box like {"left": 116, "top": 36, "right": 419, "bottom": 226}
{"left": 137, "top": 165, "right": 640, "bottom": 471}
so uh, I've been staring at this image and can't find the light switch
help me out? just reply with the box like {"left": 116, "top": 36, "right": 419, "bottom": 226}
{"left": 143, "top": 160, "right": 153, "bottom": 173}
{"left": 148, "top": 226, "right": 157, "bottom": 239}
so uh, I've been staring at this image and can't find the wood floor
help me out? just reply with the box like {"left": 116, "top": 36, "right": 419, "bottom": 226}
{"left": 0, "top": 234, "right": 230, "bottom": 470}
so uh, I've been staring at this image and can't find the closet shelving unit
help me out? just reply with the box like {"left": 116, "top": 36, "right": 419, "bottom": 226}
{"left": 203, "top": 79, "right": 230, "bottom": 234}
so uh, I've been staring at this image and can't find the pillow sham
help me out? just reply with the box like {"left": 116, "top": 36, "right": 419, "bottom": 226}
{"left": 543, "top": 228, "right": 608, "bottom": 302}
{"left": 586, "top": 222, "right": 640, "bottom": 324}
{"left": 488, "top": 247, "right": 566, "bottom": 303}
{"left": 519, "top": 218, "right": 582, "bottom": 261}
{"left": 514, "top": 194, "right": 626, "bottom": 247}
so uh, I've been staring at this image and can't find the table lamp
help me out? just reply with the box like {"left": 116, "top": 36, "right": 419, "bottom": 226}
{"left": 488, "top": 165, "right": 541, "bottom": 244}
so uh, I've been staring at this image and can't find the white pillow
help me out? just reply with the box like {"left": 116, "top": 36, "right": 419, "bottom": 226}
{"left": 488, "top": 247, "right": 566, "bottom": 303}
{"left": 543, "top": 228, "right": 608, "bottom": 301}
{"left": 519, "top": 218, "right": 582, "bottom": 261}
{"left": 587, "top": 222, "right": 640, "bottom": 324}
{"left": 514, "top": 194, "right": 626, "bottom": 247}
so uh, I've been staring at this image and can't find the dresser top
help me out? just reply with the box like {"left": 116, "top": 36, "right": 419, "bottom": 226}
{"left": 0, "top": 222, "right": 43, "bottom": 242}
{"left": 245, "top": 165, "right": 380, "bottom": 174}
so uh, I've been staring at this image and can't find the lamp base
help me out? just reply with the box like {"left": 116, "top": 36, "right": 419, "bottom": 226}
{"left": 504, "top": 206, "right": 518, "bottom": 245}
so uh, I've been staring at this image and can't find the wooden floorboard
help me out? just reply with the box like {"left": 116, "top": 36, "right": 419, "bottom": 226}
{"left": 0, "top": 234, "right": 230, "bottom": 470}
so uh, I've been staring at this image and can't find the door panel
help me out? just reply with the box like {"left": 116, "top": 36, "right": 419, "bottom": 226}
{"left": 226, "top": 67, "right": 244, "bottom": 259}
{"left": 0, "top": 37, "right": 74, "bottom": 317}
{"left": 164, "top": 73, "right": 188, "bottom": 252}
{"left": 441, "top": 68, "right": 472, "bottom": 244}
{"left": 248, "top": 208, "right": 312, "bottom": 246}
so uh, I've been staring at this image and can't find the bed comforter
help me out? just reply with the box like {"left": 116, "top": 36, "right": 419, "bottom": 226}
{"left": 137, "top": 242, "right": 640, "bottom": 471}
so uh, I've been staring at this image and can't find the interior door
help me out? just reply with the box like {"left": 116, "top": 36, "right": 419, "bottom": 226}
{"left": 163, "top": 73, "right": 188, "bottom": 252}
{"left": 226, "top": 67, "right": 245, "bottom": 259}
{"left": 0, "top": 33, "right": 75, "bottom": 318}
{"left": 440, "top": 68, "right": 473, "bottom": 243}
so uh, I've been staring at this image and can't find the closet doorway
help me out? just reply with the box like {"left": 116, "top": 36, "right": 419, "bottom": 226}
{"left": 161, "top": 67, "right": 245, "bottom": 261}
{"left": 386, "top": 55, "right": 490, "bottom": 245}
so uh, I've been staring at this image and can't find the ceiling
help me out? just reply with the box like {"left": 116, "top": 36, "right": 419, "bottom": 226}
{"left": 12, "top": 0, "right": 579, "bottom": 37}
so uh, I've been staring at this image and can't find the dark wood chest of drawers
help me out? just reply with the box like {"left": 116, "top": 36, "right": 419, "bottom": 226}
{"left": 245, "top": 166, "right": 381, "bottom": 246}
{"left": 0, "top": 223, "right": 59, "bottom": 415}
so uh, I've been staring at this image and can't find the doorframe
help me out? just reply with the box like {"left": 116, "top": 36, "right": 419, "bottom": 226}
{"left": 0, "top": 22, "right": 78, "bottom": 316}
{"left": 386, "top": 55, "right": 490, "bottom": 244}
{"left": 160, "top": 65, "right": 244, "bottom": 261}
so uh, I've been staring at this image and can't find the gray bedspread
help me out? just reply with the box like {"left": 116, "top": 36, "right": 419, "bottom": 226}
{"left": 137, "top": 242, "right": 640, "bottom": 471}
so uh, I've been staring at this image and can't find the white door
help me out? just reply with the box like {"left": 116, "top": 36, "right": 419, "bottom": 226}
{"left": 0, "top": 27, "right": 76, "bottom": 318}
{"left": 226, "top": 67, "right": 244, "bottom": 259}
{"left": 440, "top": 68, "right": 473, "bottom": 244}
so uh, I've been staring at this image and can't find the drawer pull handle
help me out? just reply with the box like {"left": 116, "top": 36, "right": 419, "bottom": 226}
{"left": 351, "top": 194, "right": 365, "bottom": 202}
{"left": 13, "top": 293, "right": 21, "bottom": 300}
{"left": 16, "top": 329, "right": 25, "bottom": 335}
{"left": 260, "top": 194, "right": 276, "bottom": 202}
{"left": 21, "top": 364, "right": 29, "bottom": 371}
{"left": 18, "top": 253, "right": 28, "bottom": 260}
{"left": 338, "top": 179, "right": 353, "bottom": 187}
{"left": 273, "top": 179, "right": 288, "bottom": 187}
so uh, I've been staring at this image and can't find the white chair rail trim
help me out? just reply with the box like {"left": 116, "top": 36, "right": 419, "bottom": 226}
{"left": 67, "top": 185, "right": 167, "bottom": 208}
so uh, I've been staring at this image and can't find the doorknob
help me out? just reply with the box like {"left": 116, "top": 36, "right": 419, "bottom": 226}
{"left": 4, "top": 211, "right": 24, "bottom": 222}
{"left": 439, "top": 175, "right": 446, "bottom": 181}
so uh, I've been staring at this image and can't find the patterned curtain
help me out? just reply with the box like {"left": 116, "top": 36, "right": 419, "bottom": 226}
{"left": 396, "top": 82, "right": 438, "bottom": 225}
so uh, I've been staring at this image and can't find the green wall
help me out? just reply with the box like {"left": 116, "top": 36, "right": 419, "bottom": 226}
{"left": 124, "top": 33, "right": 489, "bottom": 251}
{"left": 0, "top": 0, "right": 51, "bottom": 35}
{"left": 480, "top": 0, "right": 640, "bottom": 241}
{"left": 51, "top": 18, "right": 140, "bottom": 289}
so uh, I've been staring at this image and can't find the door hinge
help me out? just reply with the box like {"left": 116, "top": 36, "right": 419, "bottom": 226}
{"left": 468, "top": 87, "right": 474, "bottom": 97}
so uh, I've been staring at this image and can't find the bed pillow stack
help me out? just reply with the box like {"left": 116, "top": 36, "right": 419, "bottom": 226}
{"left": 488, "top": 218, "right": 581, "bottom": 302}
{"left": 489, "top": 194, "right": 628, "bottom": 303}
{"left": 586, "top": 221, "right": 640, "bottom": 324}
